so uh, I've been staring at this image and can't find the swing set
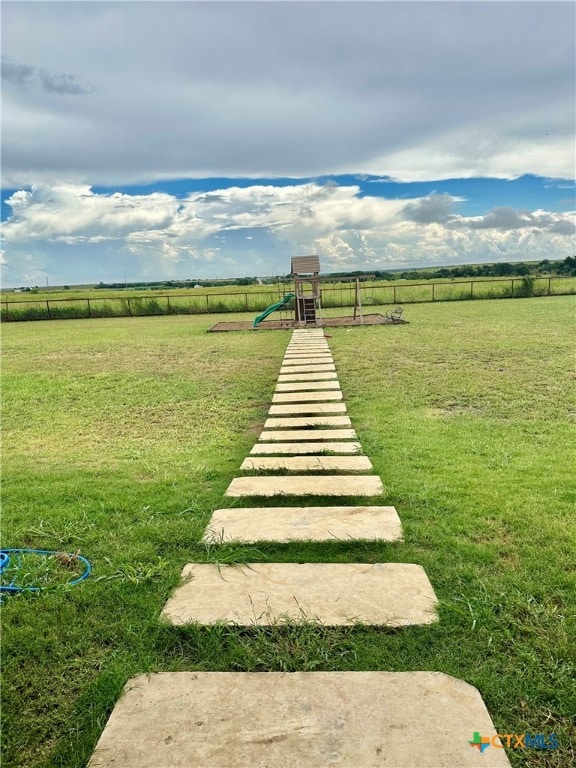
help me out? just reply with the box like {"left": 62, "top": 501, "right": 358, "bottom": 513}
{"left": 320, "top": 274, "right": 375, "bottom": 325}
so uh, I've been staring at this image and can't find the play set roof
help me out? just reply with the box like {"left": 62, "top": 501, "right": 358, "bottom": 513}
{"left": 291, "top": 255, "right": 320, "bottom": 275}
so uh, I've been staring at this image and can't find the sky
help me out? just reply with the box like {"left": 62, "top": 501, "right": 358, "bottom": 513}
{"left": 1, "top": 0, "right": 575, "bottom": 287}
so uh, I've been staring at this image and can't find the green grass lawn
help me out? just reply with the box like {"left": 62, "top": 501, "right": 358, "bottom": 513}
{"left": 1, "top": 297, "right": 575, "bottom": 767}
{"left": 2, "top": 275, "right": 575, "bottom": 323}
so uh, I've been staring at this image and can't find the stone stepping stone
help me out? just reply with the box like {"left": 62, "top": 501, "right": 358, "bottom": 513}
{"left": 285, "top": 346, "right": 331, "bottom": 352}
{"left": 88, "top": 671, "right": 511, "bottom": 768}
{"left": 283, "top": 355, "right": 333, "bottom": 362}
{"left": 280, "top": 357, "right": 334, "bottom": 366}
{"left": 275, "top": 381, "right": 341, "bottom": 392}
{"left": 269, "top": 403, "right": 347, "bottom": 414}
{"left": 264, "top": 416, "right": 351, "bottom": 428}
{"left": 162, "top": 563, "right": 437, "bottom": 626}
{"left": 286, "top": 342, "right": 330, "bottom": 352}
{"left": 272, "top": 391, "right": 343, "bottom": 403}
{"left": 280, "top": 364, "right": 336, "bottom": 374}
{"left": 225, "top": 475, "right": 383, "bottom": 497}
{"left": 250, "top": 442, "right": 362, "bottom": 455}
{"left": 278, "top": 372, "right": 338, "bottom": 381}
{"left": 202, "top": 505, "right": 403, "bottom": 543}
{"left": 283, "top": 348, "right": 331, "bottom": 354}
{"left": 259, "top": 429, "right": 356, "bottom": 441}
{"left": 286, "top": 348, "right": 330, "bottom": 354}
{"left": 240, "top": 456, "right": 372, "bottom": 472}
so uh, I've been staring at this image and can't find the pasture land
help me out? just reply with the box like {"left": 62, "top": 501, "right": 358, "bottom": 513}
{"left": 1, "top": 297, "right": 575, "bottom": 767}
{"left": 2, "top": 275, "right": 575, "bottom": 322}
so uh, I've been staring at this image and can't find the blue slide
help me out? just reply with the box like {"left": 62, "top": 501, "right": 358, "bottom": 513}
{"left": 253, "top": 293, "right": 294, "bottom": 328}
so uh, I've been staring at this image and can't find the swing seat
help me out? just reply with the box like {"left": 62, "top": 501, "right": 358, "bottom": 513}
{"left": 384, "top": 306, "right": 403, "bottom": 322}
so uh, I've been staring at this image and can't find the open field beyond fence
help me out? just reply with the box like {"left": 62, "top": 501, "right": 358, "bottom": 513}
{"left": 1, "top": 297, "right": 575, "bottom": 767}
{"left": 2, "top": 275, "right": 575, "bottom": 322}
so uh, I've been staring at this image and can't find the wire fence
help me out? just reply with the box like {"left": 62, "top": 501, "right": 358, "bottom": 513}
{"left": 1, "top": 276, "right": 574, "bottom": 322}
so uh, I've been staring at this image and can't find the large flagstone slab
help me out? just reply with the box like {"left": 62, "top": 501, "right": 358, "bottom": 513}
{"left": 280, "top": 364, "right": 336, "bottom": 374}
{"left": 88, "top": 671, "right": 511, "bottom": 768}
{"left": 203, "top": 505, "right": 402, "bottom": 543}
{"left": 272, "top": 391, "right": 343, "bottom": 403}
{"left": 250, "top": 442, "right": 362, "bottom": 455}
{"left": 162, "top": 563, "right": 437, "bottom": 626}
{"left": 225, "top": 475, "right": 383, "bottom": 497}
{"left": 269, "top": 403, "right": 347, "bottom": 414}
{"left": 259, "top": 428, "right": 356, "bottom": 441}
{"left": 275, "top": 381, "right": 340, "bottom": 392}
{"left": 264, "top": 416, "right": 351, "bottom": 428}
{"left": 278, "top": 372, "right": 338, "bottom": 381}
{"left": 240, "top": 456, "right": 372, "bottom": 472}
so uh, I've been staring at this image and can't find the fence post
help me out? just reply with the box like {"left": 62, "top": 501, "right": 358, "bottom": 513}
{"left": 548, "top": 277, "right": 552, "bottom": 295}
{"left": 245, "top": 292, "right": 249, "bottom": 311}
{"left": 206, "top": 294, "right": 209, "bottom": 312}
{"left": 470, "top": 281, "right": 473, "bottom": 299}
{"left": 432, "top": 283, "right": 435, "bottom": 301}
{"left": 127, "top": 298, "right": 132, "bottom": 316}
{"left": 166, "top": 296, "right": 171, "bottom": 313}
{"left": 46, "top": 300, "right": 51, "bottom": 319}
{"left": 393, "top": 285, "right": 397, "bottom": 304}
{"left": 511, "top": 279, "right": 515, "bottom": 297}
{"left": 87, "top": 299, "right": 91, "bottom": 318}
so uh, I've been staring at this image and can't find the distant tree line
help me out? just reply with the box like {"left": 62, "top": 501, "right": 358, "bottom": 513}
{"left": 95, "top": 277, "right": 260, "bottom": 290}
{"left": 12, "top": 257, "right": 575, "bottom": 294}
{"left": 323, "top": 257, "right": 576, "bottom": 281}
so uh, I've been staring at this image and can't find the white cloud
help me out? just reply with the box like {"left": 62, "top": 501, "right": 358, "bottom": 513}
{"left": 3, "top": 182, "right": 574, "bottom": 285}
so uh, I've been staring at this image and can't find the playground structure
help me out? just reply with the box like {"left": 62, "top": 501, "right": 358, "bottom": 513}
{"left": 292, "top": 255, "right": 322, "bottom": 326}
{"left": 252, "top": 255, "right": 322, "bottom": 329}
{"left": 253, "top": 255, "right": 367, "bottom": 329}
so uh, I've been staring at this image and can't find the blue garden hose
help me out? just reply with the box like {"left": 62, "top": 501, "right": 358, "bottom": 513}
{"left": 0, "top": 548, "right": 91, "bottom": 593}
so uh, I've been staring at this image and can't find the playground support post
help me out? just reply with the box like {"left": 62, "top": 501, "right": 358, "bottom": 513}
{"left": 353, "top": 278, "right": 363, "bottom": 324}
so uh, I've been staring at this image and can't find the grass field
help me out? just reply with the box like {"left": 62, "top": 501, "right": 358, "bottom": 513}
{"left": 2, "top": 276, "right": 575, "bottom": 322}
{"left": 1, "top": 297, "right": 575, "bottom": 767}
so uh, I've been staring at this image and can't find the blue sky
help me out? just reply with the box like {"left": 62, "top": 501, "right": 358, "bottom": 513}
{"left": 1, "top": 2, "right": 574, "bottom": 286}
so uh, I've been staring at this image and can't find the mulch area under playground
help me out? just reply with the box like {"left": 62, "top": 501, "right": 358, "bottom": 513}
{"left": 208, "top": 313, "right": 408, "bottom": 332}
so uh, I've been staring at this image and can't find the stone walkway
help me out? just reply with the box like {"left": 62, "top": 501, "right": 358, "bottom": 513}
{"left": 90, "top": 329, "right": 510, "bottom": 767}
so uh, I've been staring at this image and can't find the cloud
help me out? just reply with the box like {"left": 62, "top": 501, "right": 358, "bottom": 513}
{"left": 400, "top": 193, "right": 457, "bottom": 224}
{"left": 1, "top": 56, "right": 92, "bottom": 96}
{"left": 3, "top": 182, "right": 574, "bottom": 285}
{"left": 398, "top": 195, "right": 575, "bottom": 234}
{"left": 1, "top": 58, "right": 36, "bottom": 87}
{"left": 1, "top": 2, "right": 574, "bottom": 186}
{"left": 38, "top": 69, "right": 92, "bottom": 95}
{"left": 452, "top": 207, "right": 575, "bottom": 234}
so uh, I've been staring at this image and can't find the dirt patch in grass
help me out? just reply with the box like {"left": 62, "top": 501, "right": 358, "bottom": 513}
{"left": 209, "top": 313, "right": 408, "bottom": 332}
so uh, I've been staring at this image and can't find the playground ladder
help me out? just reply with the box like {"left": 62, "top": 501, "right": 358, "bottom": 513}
{"left": 303, "top": 296, "right": 317, "bottom": 324}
